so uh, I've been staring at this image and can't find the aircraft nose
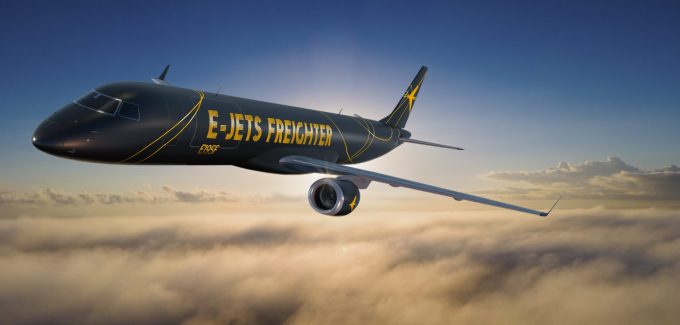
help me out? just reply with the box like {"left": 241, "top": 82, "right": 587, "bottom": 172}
{"left": 32, "top": 121, "right": 65, "bottom": 155}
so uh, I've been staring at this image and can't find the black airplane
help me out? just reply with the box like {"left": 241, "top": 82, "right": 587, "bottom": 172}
{"left": 33, "top": 65, "right": 559, "bottom": 217}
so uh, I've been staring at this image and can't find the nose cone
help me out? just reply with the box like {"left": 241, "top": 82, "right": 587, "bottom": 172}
{"left": 32, "top": 121, "right": 65, "bottom": 155}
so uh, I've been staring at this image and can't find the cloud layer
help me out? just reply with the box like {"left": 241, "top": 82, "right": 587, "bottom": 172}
{"left": 1, "top": 209, "right": 678, "bottom": 324}
{"left": 483, "top": 156, "right": 680, "bottom": 201}
{"left": 3, "top": 157, "right": 677, "bottom": 210}
{"left": 0, "top": 186, "right": 280, "bottom": 207}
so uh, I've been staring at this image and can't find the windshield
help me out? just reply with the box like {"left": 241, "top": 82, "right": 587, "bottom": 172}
{"left": 74, "top": 91, "right": 121, "bottom": 115}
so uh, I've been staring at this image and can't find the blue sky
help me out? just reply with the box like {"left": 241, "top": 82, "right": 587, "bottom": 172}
{"left": 3, "top": 3, "right": 680, "bottom": 322}
{"left": 0, "top": 0, "right": 678, "bottom": 194}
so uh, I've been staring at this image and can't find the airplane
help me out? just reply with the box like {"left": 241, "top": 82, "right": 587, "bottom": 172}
{"left": 32, "top": 65, "right": 559, "bottom": 217}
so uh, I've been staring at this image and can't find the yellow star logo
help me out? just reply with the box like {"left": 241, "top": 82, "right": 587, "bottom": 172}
{"left": 403, "top": 84, "right": 420, "bottom": 111}
{"left": 349, "top": 196, "right": 357, "bottom": 210}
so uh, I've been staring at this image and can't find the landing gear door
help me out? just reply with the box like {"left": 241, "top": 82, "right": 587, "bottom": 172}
{"left": 189, "top": 98, "right": 243, "bottom": 150}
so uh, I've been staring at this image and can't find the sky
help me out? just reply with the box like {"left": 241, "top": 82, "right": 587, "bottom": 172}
{"left": 0, "top": 1, "right": 679, "bottom": 324}
{"left": 1, "top": 0, "right": 679, "bottom": 195}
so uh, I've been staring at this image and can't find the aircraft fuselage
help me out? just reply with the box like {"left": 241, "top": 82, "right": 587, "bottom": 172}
{"left": 33, "top": 82, "right": 406, "bottom": 174}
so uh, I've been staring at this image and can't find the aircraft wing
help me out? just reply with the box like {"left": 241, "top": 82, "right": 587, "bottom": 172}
{"left": 279, "top": 155, "right": 559, "bottom": 217}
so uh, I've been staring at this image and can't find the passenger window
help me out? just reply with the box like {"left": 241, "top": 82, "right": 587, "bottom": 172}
{"left": 118, "top": 102, "right": 140, "bottom": 121}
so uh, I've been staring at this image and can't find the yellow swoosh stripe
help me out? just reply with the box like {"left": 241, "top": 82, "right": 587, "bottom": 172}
{"left": 349, "top": 118, "right": 374, "bottom": 160}
{"left": 137, "top": 92, "right": 203, "bottom": 163}
{"left": 349, "top": 117, "right": 373, "bottom": 159}
{"left": 320, "top": 112, "right": 353, "bottom": 163}
{"left": 119, "top": 91, "right": 204, "bottom": 163}
{"left": 349, "top": 116, "right": 396, "bottom": 161}
{"left": 135, "top": 91, "right": 204, "bottom": 163}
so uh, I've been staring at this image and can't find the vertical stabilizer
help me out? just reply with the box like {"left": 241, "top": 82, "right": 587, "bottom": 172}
{"left": 379, "top": 66, "right": 427, "bottom": 128}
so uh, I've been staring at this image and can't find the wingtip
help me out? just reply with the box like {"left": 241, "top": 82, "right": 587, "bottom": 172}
{"left": 541, "top": 196, "right": 562, "bottom": 217}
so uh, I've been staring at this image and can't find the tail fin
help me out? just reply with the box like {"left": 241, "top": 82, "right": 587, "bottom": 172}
{"left": 380, "top": 66, "right": 427, "bottom": 129}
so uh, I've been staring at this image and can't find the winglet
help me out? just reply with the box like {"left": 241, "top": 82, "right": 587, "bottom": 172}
{"left": 152, "top": 65, "right": 171, "bottom": 85}
{"left": 539, "top": 196, "right": 562, "bottom": 217}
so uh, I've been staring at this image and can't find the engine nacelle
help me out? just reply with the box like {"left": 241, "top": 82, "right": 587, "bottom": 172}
{"left": 308, "top": 178, "right": 361, "bottom": 216}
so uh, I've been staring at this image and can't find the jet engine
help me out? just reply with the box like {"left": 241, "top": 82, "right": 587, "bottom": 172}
{"left": 308, "top": 178, "right": 361, "bottom": 216}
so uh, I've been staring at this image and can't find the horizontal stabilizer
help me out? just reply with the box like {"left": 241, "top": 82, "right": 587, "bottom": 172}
{"left": 400, "top": 138, "right": 463, "bottom": 150}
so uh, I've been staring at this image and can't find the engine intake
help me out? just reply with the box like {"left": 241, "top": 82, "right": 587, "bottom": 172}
{"left": 308, "top": 178, "right": 361, "bottom": 216}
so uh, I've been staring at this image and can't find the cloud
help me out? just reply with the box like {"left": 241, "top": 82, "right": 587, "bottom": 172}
{"left": 162, "top": 186, "right": 239, "bottom": 203}
{"left": 485, "top": 156, "right": 640, "bottom": 185}
{"left": 0, "top": 209, "right": 678, "bottom": 324}
{"left": 482, "top": 157, "right": 680, "bottom": 201}
{"left": 0, "top": 187, "right": 302, "bottom": 207}
{"left": 0, "top": 185, "right": 308, "bottom": 210}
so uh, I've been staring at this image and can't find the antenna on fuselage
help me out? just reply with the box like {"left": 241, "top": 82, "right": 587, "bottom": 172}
{"left": 338, "top": 108, "right": 343, "bottom": 115}
{"left": 152, "top": 65, "right": 170, "bottom": 85}
{"left": 216, "top": 85, "right": 223, "bottom": 96}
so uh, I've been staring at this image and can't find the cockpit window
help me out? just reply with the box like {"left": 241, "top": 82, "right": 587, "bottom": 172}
{"left": 75, "top": 91, "right": 121, "bottom": 115}
{"left": 118, "top": 102, "right": 140, "bottom": 121}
